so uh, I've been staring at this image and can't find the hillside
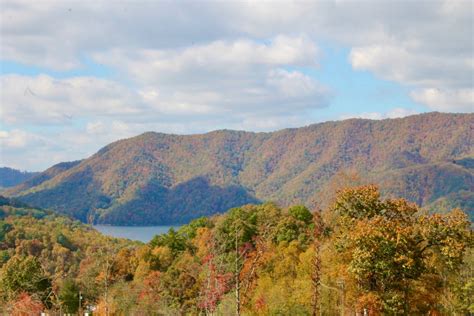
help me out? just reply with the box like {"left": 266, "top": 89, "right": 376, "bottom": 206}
{"left": 6, "top": 112, "right": 474, "bottom": 224}
{"left": 0, "top": 195, "right": 136, "bottom": 314}
{"left": 0, "top": 167, "right": 39, "bottom": 188}
{"left": 1, "top": 188, "right": 471, "bottom": 314}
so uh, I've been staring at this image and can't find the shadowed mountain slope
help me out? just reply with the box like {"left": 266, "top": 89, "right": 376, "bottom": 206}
{"left": 7, "top": 112, "right": 473, "bottom": 224}
{"left": 0, "top": 167, "right": 39, "bottom": 188}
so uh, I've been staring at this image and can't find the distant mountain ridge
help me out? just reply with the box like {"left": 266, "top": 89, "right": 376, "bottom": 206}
{"left": 7, "top": 161, "right": 82, "bottom": 193}
{"left": 6, "top": 112, "right": 474, "bottom": 224}
{"left": 0, "top": 167, "right": 39, "bottom": 188}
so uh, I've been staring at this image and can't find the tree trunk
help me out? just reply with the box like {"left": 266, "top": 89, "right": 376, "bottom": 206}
{"left": 235, "top": 226, "right": 240, "bottom": 316}
{"left": 311, "top": 212, "right": 323, "bottom": 316}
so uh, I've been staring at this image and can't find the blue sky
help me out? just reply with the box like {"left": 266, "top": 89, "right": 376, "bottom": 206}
{"left": 0, "top": 0, "right": 472, "bottom": 171}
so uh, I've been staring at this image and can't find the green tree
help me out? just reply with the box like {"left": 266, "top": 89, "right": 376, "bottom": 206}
{"left": 288, "top": 205, "right": 313, "bottom": 224}
{"left": 0, "top": 221, "right": 12, "bottom": 242}
{"left": 0, "top": 255, "right": 52, "bottom": 305}
{"left": 215, "top": 206, "right": 257, "bottom": 252}
{"left": 58, "top": 279, "right": 80, "bottom": 313}
{"left": 150, "top": 228, "right": 187, "bottom": 255}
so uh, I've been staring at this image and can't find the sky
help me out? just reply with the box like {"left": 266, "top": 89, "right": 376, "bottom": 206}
{"left": 0, "top": 0, "right": 473, "bottom": 171}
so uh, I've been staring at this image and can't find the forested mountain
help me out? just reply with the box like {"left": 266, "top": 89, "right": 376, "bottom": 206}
{"left": 6, "top": 112, "right": 474, "bottom": 225}
{"left": 0, "top": 167, "right": 39, "bottom": 188}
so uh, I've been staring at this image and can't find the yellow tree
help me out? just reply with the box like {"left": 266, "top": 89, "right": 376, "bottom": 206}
{"left": 328, "top": 185, "right": 472, "bottom": 314}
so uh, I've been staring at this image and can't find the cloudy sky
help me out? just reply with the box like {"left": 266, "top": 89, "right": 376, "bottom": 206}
{"left": 1, "top": 0, "right": 473, "bottom": 171}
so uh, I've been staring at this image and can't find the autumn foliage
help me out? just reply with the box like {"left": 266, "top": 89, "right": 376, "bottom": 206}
{"left": 0, "top": 185, "right": 472, "bottom": 314}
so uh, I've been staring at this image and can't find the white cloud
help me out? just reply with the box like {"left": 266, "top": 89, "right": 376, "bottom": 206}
{"left": 0, "top": 129, "right": 56, "bottom": 170}
{"left": 344, "top": 0, "right": 473, "bottom": 112}
{"left": 93, "top": 37, "right": 329, "bottom": 117}
{"left": 385, "top": 108, "right": 420, "bottom": 119}
{"left": 1, "top": 57, "right": 330, "bottom": 127}
{"left": 3, "top": 1, "right": 471, "bottom": 75}
{"left": 350, "top": 44, "right": 473, "bottom": 111}
{"left": 350, "top": 45, "right": 471, "bottom": 87}
{"left": 2, "top": 0, "right": 472, "bottom": 114}
{"left": 0, "top": 74, "right": 146, "bottom": 125}
{"left": 1, "top": 35, "right": 329, "bottom": 129}
{"left": 94, "top": 35, "right": 318, "bottom": 85}
{"left": 410, "top": 88, "right": 474, "bottom": 112}
{"left": 0, "top": 129, "right": 37, "bottom": 149}
{"left": 85, "top": 120, "right": 132, "bottom": 139}
{"left": 341, "top": 107, "right": 419, "bottom": 120}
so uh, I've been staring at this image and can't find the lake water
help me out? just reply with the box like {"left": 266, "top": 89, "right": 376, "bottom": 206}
{"left": 93, "top": 225, "right": 180, "bottom": 243}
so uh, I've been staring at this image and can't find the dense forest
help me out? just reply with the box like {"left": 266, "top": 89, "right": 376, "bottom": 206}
{"left": 0, "top": 185, "right": 472, "bottom": 315}
{"left": 0, "top": 167, "right": 39, "bottom": 188}
{"left": 6, "top": 113, "right": 473, "bottom": 225}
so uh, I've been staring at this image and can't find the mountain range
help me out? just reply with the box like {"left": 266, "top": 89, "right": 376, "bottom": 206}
{"left": 0, "top": 167, "right": 39, "bottom": 188}
{"left": 5, "top": 112, "right": 473, "bottom": 225}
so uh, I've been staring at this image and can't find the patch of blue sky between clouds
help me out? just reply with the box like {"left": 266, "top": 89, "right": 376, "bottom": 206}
{"left": 283, "top": 42, "right": 428, "bottom": 122}
{"left": 0, "top": 57, "right": 114, "bottom": 80}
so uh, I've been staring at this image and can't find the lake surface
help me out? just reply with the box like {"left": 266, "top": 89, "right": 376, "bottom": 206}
{"left": 93, "top": 225, "right": 180, "bottom": 243}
